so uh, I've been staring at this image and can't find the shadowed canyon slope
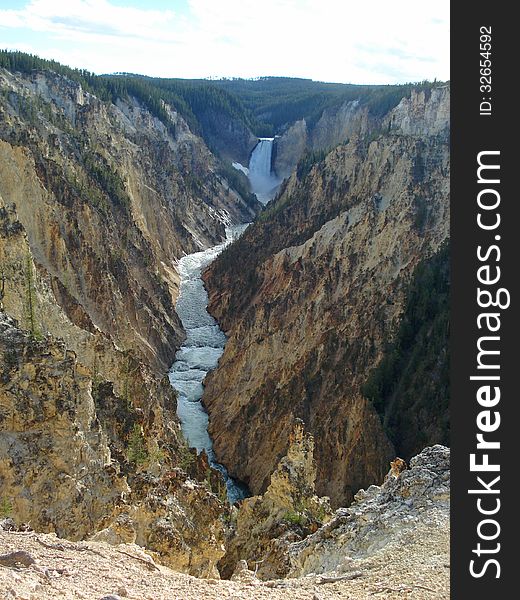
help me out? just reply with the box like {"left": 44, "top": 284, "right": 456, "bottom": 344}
{"left": 203, "top": 86, "right": 450, "bottom": 507}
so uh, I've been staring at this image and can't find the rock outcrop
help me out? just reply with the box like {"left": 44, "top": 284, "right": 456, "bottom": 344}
{"left": 203, "top": 85, "right": 450, "bottom": 507}
{"left": 218, "top": 436, "right": 449, "bottom": 585}
{"left": 0, "top": 311, "right": 127, "bottom": 538}
{"left": 287, "top": 445, "right": 450, "bottom": 577}
{"left": 219, "top": 420, "right": 331, "bottom": 579}
{"left": 0, "top": 311, "right": 227, "bottom": 577}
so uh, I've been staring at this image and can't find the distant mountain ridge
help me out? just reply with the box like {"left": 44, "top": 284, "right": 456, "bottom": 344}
{"left": 1, "top": 50, "right": 445, "bottom": 153}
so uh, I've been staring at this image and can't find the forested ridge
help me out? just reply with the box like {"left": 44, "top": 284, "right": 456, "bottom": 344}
{"left": 1, "top": 50, "right": 443, "bottom": 140}
{"left": 201, "top": 77, "right": 441, "bottom": 132}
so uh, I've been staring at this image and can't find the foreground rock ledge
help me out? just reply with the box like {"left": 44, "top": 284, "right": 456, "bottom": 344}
{"left": 0, "top": 446, "right": 449, "bottom": 599}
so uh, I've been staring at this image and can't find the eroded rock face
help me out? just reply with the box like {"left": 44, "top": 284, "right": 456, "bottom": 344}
{"left": 203, "top": 85, "right": 450, "bottom": 507}
{"left": 0, "top": 311, "right": 126, "bottom": 538}
{"left": 0, "top": 201, "right": 179, "bottom": 438}
{"left": 219, "top": 421, "right": 331, "bottom": 580}
{"left": 273, "top": 99, "right": 373, "bottom": 178}
{"left": 287, "top": 445, "right": 450, "bottom": 577}
{"left": 0, "top": 311, "right": 227, "bottom": 577}
{"left": 92, "top": 470, "right": 227, "bottom": 578}
{"left": 0, "top": 67, "right": 257, "bottom": 375}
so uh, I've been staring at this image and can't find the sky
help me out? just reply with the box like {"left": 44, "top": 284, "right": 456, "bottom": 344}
{"left": 0, "top": 0, "right": 450, "bottom": 84}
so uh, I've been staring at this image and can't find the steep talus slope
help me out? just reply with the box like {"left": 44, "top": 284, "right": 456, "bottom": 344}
{"left": 203, "top": 86, "right": 450, "bottom": 507}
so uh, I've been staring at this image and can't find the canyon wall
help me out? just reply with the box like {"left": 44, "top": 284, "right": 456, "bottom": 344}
{"left": 203, "top": 86, "right": 450, "bottom": 507}
{"left": 0, "top": 65, "right": 259, "bottom": 575}
{"left": 273, "top": 86, "right": 449, "bottom": 181}
{"left": 0, "top": 67, "right": 257, "bottom": 375}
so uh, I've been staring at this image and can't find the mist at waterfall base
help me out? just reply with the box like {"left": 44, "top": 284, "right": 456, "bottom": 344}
{"left": 169, "top": 225, "right": 249, "bottom": 504}
{"left": 247, "top": 138, "right": 282, "bottom": 204}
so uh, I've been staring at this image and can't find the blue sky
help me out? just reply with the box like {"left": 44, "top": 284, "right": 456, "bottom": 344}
{"left": 0, "top": 0, "right": 450, "bottom": 84}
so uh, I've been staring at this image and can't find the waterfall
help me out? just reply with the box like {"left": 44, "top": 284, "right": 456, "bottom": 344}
{"left": 248, "top": 138, "right": 281, "bottom": 204}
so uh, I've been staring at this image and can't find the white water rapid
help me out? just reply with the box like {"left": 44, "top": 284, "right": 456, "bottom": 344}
{"left": 169, "top": 224, "right": 249, "bottom": 504}
{"left": 247, "top": 138, "right": 281, "bottom": 204}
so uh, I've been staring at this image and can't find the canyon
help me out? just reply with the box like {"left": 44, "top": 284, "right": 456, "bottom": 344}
{"left": 0, "top": 51, "right": 450, "bottom": 597}
{"left": 0, "top": 60, "right": 259, "bottom": 578}
{"left": 203, "top": 86, "right": 450, "bottom": 507}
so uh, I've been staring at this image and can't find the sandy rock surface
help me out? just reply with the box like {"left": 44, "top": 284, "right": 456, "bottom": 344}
{"left": 0, "top": 522, "right": 448, "bottom": 600}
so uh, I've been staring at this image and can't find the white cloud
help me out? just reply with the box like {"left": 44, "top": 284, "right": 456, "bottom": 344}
{"left": 0, "top": 0, "right": 450, "bottom": 83}
{"left": 0, "top": 0, "right": 185, "bottom": 41}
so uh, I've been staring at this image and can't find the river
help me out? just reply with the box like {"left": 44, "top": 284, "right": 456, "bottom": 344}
{"left": 168, "top": 224, "right": 249, "bottom": 504}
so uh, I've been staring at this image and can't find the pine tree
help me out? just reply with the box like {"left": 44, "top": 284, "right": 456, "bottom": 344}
{"left": 24, "top": 254, "right": 40, "bottom": 338}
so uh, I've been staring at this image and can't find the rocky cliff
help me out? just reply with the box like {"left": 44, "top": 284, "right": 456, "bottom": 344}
{"left": 273, "top": 86, "right": 449, "bottom": 180}
{"left": 219, "top": 433, "right": 449, "bottom": 585}
{"left": 0, "top": 64, "right": 261, "bottom": 577}
{"left": 0, "top": 445, "right": 450, "bottom": 599}
{"left": 287, "top": 444, "right": 450, "bottom": 578}
{"left": 203, "top": 85, "right": 450, "bottom": 507}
